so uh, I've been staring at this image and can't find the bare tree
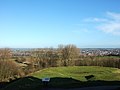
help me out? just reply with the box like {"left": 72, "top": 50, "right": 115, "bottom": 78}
{"left": 60, "top": 44, "right": 80, "bottom": 66}
{"left": 0, "top": 48, "right": 11, "bottom": 60}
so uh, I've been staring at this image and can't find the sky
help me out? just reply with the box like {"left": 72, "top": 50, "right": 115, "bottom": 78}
{"left": 0, "top": 0, "right": 120, "bottom": 48}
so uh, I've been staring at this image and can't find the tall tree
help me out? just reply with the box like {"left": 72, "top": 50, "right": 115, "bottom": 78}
{"left": 61, "top": 44, "right": 80, "bottom": 66}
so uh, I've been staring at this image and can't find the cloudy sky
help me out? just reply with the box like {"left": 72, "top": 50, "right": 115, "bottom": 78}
{"left": 0, "top": 0, "right": 120, "bottom": 48}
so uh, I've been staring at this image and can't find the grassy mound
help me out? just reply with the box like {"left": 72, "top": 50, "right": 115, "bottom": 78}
{"left": 3, "top": 66, "right": 120, "bottom": 90}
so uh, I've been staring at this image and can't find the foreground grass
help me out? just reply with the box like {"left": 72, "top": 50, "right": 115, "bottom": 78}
{"left": 33, "top": 66, "right": 120, "bottom": 81}
{"left": 3, "top": 66, "right": 120, "bottom": 90}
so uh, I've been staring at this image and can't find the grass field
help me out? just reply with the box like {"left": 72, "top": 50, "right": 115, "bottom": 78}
{"left": 3, "top": 66, "right": 120, "bottom": 90}
{"left": 32, "top": 66, "right": 120, "bottom": 81}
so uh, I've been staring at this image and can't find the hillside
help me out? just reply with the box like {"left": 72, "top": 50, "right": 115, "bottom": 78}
{"left": 2, "top": 66, "right": 120, "bottom": 90}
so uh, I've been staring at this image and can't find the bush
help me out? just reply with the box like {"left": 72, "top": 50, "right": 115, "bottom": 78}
{"left": 0, "top": 60, "right": 24, "bottom": 82}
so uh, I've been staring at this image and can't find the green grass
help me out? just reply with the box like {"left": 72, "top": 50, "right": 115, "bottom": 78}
{"left": 3, "top": 66, "right": 120, "bottom": 90}
{"left": 33, "top": 66, "right": 120, "bottom": 81}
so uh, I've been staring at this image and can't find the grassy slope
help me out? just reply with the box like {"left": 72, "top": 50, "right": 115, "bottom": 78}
{"left": 3, "top": 66, "right": 120, "bottom": 90}
{"left": 33, "top": 66, "right": 120, "bottom": 80}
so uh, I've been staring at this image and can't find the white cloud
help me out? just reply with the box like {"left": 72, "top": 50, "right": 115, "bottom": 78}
{"left": 84, "top": 12, "right": 120, "bottom": 35}
{"left": 98, "top": 12, "right": 120, "bottom": 35}
{"left": 107, "top": 12, "right": 120, "bottom": 21}
{"left": 84, "top": 17, "right": 108, "bottom": 22}
{"left": 98, "top": 22, "right": 120, "bottom": 35}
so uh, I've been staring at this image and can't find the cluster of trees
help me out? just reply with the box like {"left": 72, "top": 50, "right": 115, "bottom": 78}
{"left": 76, "top": 56, "right": 120, "bottom": 68}
{"left": 22, "top": 44, "right": 80, "bottom": 73}
{"left": 0, "top": 48, "right": 24, "bottom": 82}
{"left": 0, "top": 45, "right": 120, "bottom": 82}
{"left": 31, "top": 44, "right": 80, "bottom": 67}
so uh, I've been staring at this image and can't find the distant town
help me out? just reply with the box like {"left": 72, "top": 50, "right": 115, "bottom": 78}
{"left": 80, "top": 48, "right": 120, "bottom": 56}
{"left": 11, "top": 48, "right": 120, "bottom": 57}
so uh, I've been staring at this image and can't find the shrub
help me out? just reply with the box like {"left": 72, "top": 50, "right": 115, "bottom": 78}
{"left": 0, "top": 60, "right": 24, "bottom": 82}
